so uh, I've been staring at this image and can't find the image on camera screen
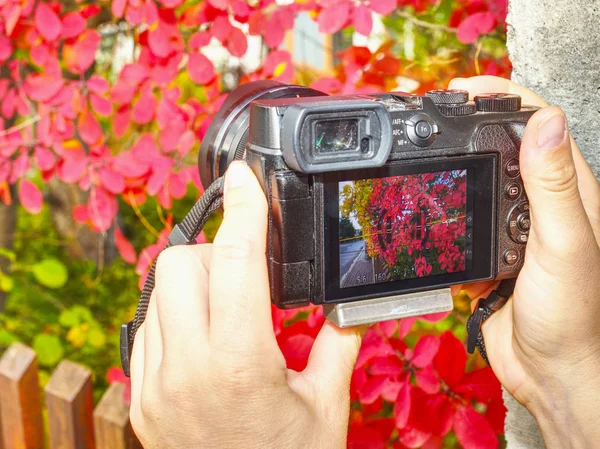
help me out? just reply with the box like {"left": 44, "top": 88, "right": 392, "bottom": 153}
{"left": 338, "top": 169, "right": 470, "bottom": 288}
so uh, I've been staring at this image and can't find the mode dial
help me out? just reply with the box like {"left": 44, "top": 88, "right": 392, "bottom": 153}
{"left": 475, "top": 93, "right": 522, "bottom": 112}
{"left": 436, "top": 101, "right": 477, "bottom": 117}
{"left": 426, "top": 89, "right": 469, "bottom": 104}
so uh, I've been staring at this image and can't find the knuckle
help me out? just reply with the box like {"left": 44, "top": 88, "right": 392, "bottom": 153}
{"left": 140, "top": 392, "right": 160, "bottom": 420}
{"left": 537, "top": 156, "right": 578, "bottom": 194}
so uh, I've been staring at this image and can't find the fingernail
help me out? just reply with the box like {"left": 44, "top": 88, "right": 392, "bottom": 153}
{"left": 225, "top": 161, "right": 249, "bottom": 192}
{"left": 537, "top": 112, "right": 566, "bottom": 151}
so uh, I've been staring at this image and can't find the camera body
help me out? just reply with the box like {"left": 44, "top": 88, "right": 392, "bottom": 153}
{"left": 200, "top": 82, "right": 537, "bottom": 317}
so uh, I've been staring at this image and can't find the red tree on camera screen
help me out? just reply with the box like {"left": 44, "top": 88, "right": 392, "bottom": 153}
{"left": 339, "top": 170, "right": 468, "bottom": 288}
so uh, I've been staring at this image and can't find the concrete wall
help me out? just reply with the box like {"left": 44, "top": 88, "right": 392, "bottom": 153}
{"left": 504, "top": 1, "right": 600, "bottom": 447}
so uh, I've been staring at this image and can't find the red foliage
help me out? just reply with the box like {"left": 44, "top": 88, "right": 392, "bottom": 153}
{"left": 3, "top": 0, "right": 510, "bottom": 445}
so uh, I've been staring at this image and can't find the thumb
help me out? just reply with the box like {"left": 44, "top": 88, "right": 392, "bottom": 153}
{"left": 300, "top": 322, "right": 365, "bottom": 400}
{"left": 520, "top": 107, "right": 593, "bottom": 259}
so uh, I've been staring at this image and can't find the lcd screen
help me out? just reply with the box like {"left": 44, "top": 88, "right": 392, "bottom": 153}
{"left": 338, "top": 169, "right": 472, "bottom": 288}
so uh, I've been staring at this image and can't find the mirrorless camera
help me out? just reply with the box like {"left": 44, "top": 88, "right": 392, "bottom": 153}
{"left": 199, "top": 81, "right": 537, "bottom": 326}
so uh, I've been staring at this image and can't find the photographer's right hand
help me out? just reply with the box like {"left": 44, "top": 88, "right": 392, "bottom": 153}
{"left": 450, "top": 76, "right": 600, "bottom": 448}
{"left": 128, "top": 161, "right": 364, "bottom": 449}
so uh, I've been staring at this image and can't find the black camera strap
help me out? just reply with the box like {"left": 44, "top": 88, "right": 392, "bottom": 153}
{"left": 120, "top": 177, "right": 225, "bottom": 377}
{"left": 466, "top": 278, "right": 516, "bottom": 364}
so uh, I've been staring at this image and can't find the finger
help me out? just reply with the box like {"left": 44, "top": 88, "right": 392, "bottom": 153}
{"left": 450, "top": 284, "right": 463, "bottom": 297}
{"left": 129, "top": 322, "right": 146, "bottom": 426}
{"left": 154, "top": 244, "right": 211, "bottom": 363}
{"left": 448, "top": 75, "right": 548, "bottom": 107}
{"left": 143, "top": 291, "right": 163, "bottom": 379}
{"left": 298, "top": 322, "right": 365, "bottom": 403}
{"left": 463, "top": 280, "right": 500, "bottom": 301}
{"left": 209, "top": 161, "right": 277, "bottom": 353}
{"left": 570, "top": 136, "right": 600, "bottom": 244}
{"left": 519, "top": 107, "right": 597, "bottom": 265}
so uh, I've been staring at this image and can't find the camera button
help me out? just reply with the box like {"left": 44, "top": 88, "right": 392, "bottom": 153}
{"left": 517, "top": 213, "right": 531, "bottom": 232}
{"left": 505, "top": 159, "right": 520, "bottom": 178}
{"left": 505, "top": 183, "right": 521, "bottom": 200}
{"left": 503, "top": 249, "right": 519, "bottom": 265}
{"left": 415, "top": 121, "right": 433, "bottom": 138}
{"left": 519, "top": 202, "right": 530, "bottom": 213}
{"left": 516, "top": 233, "right": 528, "bottom": 244}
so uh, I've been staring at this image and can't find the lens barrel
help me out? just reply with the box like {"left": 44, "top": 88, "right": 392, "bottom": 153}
{"left": 198, "top": 80, "right": 324, "bottom": 189}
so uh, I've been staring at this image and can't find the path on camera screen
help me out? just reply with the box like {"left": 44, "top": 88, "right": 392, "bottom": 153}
{"left": 339, "top": 170, "right": 467, "bottom": 288}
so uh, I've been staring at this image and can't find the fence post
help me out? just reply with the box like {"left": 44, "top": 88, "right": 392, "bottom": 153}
{"left": 0, "top": 342, "right": 44, "bottom": 449}
{"left": 45, "top": 360, "right": 96, "bottom": 449}
{"left": 93, "top": 383, "right": 141, "bottom": 449}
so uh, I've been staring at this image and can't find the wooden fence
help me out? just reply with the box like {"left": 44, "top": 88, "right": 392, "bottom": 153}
{"left": 0, "top": 342, "right": 142, "bottom": 449}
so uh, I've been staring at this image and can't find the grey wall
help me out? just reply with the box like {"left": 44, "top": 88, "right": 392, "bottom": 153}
{"left": 503, "top": 1, "right": 600, "bottom": 447}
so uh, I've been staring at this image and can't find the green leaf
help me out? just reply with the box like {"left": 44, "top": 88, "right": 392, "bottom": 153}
{"left": 32, "top": 259, "right": 68, "bottom": 289}
{"left": 0, "top": 329, "right": 18, "bottom": 346}
{"left": 33, "top": 334, "right": 64, "bottom": 367}
{"left": 0, "top": 247, "right": 16, "bottom": 262}
{"left": 87, "top": 327, "right": 106, "bottom": 348}
{"left": 0, "top": 275, "right": 14, "bottom": 292}
{"left": 59, "top": 308, "right": 81, "bottom": 327}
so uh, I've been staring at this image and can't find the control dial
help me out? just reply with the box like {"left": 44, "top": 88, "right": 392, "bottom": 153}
{"left": 426, "top": 89, "right": 469, "bottom": 104}
{"left": 436, "top": 102, "right": 477, "bottom": 117}
{"left": 475, "top": 93, "right": 522, "bottom": 112}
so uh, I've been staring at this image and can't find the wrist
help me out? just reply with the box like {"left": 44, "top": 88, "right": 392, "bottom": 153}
{"left": 526, "top": 358, "right": 600, "bottom": 448}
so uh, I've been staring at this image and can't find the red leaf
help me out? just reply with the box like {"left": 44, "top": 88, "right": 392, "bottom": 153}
{"left": 113, "top": 151, "right": 150, "bottom": 178}
{"left": 226, "top": 26, "right": 248, "bottom": 57}
{"left": 425, "top": 395, "right": 454, "bottom": 436}
{"left": 78, "top": 109, "right": 103, "bottom": 145}
{"left": 73, "top": 205, "right": 88, "bottom": 223}
{"left": 355, "top": 328, "right": 395, "bottom": 368}
{"left": 277, "top": 329, "right": 315, "bottom": 372}
{"left": 415, "top": 366, "right": 440, "bottom": 394}
{"left": 419, "top": 311, "right": 451, "bottom": 322}
{"left": 65, "top": 30, "right": 101, "bottom": 73}
{"left": 35, "top": 2, "right": 62, "bottom": 41}
{"left": 399, "top": 316, "right": 416, "bottom": 338}
{"left": 90, "top": 94, "right": 112, "bottom": 117}
{"left": 393, "top": 381, "right": 411, "bottom": 428}
{"left": 111, "top": 0, "right": 126, "bottom": 18}
{"left": 23, "top": 75, "right": 63, "bottom": 102}
{"left": 58, "top": 155, "right": 87, "bottom": 183}
{"left": 107, "top": 366, "right": 128, "bottom": 384}
{"left": 457, "top": 12, "right": 496, "bottom": 44}
{"left": 99, "top": 167, "right": 125, "bottom": 194}
{"left": 0, "top": 35, "right": 13, "bottom": 62}
{"left": 310, "top": 77, "right": 342, "bottom": 95}
{"left": 369, "top": 0, "right": 396, "bottom": 15}
{"left": 485, "top": 398, "right": 507, "bottom": 434}
{"left": 114, "top": 105, "right": 131, "bottom": 137}
{"left": 318, "top": 2, "right": 350, "bottom": 34}
{"left": 353, "top": 4, "right": 373, "bottom": 36}
{"left": 115, "top": 226, "right": 137, "bottom": 264}
{"left": 88, "top": 76, "right": 110, "bottom": 95}
{"left": 433, "top": 331, "right": 466, "bottom": 387}
{"left": 368, "top": 356, "right": 403, "bottom": 376}
{"left": 88, "top": 187, "right": 118, "bottom": 232}
{"left": 398, "top": 427, "right": 431, "bottom": 449}
{"left": 18, "top": 180, "right": 43, "bottom": 214}
{"left": 453, "top": 405, "right": 498, "bottom": 449}
{"left": 34, "top": 146, "right": 56, "bottom": 171}
{"left": 121, "top": 63, "right": 149, "bottom": 85}
{"left": 132, "top": 90, "right": 156, "bottom": 124}
{"left": 178, "top": 130, "right": 195, "bottom": 156}
{"left": 412, "top": 335, "right": 440, "bottom": 368}
{"left": 455, "top": 367, "right": 502, "bottom": 402}
{"left": 358, "top": 375, "right": 388, "bottom": 404}
{"left": 61, "top": 12, "right": 86, "bottom": 39}
{"left": 4, "top": 4, "right": 21, "bottom": 35}
{"left": 188, "top": 52, "right": 216, "bottom": 85}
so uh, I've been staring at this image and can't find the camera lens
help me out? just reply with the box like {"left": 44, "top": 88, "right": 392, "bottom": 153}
{"left": 198, "top": 81, "right": 324, "bottom": 189}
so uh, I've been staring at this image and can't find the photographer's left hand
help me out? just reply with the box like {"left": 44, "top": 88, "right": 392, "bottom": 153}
{"left": 129, "top": 161, "right": 364, "bottom": 449}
